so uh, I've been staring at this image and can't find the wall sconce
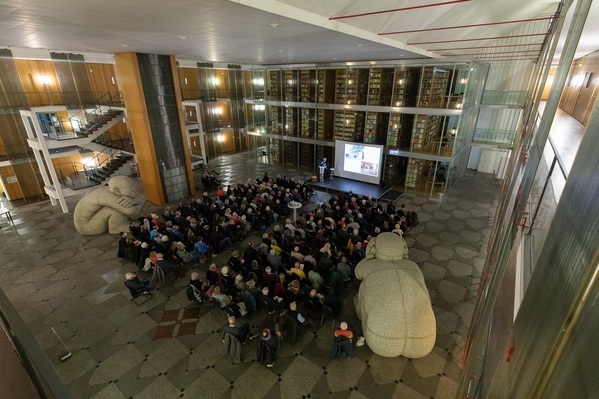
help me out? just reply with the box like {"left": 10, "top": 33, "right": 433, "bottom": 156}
{"left": 216, "top": 134, "right": 224, "bottom": 142}
{"left": 41, "top": 74, "right": 50, "bottom": 85}
{"left": 211, "top": 77, "right": 219, "bottom": 86}
{"left": 451, "top": 127, "right": 457, "bottom": 137}
{"left": 398, "top": 79, "right": 404, "bottom": 85}
{"left": 348, "top": 79, "right": 353, "bottom": 85}
{"left": 111, "top": 76, "right": 116, "bottom": 85}
{"left": 461, "top": 78, "right": 466, "bottom": 84}
{"left": 457, "top": 103, "right": 462, "bottom": 109}
{"left": 184, "top": 77, "right": 188, "bottom": 85}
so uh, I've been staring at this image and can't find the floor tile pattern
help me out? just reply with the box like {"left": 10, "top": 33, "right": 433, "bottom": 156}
{"left": 0, "top": 151, "right": 501, "bottom": 398}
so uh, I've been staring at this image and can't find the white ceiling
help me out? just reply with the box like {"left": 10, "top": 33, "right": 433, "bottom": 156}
{"left": 0, "top": 0, "right": 597, "bottom": 64}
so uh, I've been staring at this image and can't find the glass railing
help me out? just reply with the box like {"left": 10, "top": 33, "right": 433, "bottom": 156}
{"left": 0, "top": 91, "right": 122, "bottom": 109}
{"left": 525, "top": 134, "right": 568, "bottom": 274}
{"left": 481, "top": 90, "right": 528, "bottom": 106}
{"left": 56, "top": 162, "right": 100, "bottom": 190}
{"left": 473, "top": 128, "right": 516, "bottom": 145}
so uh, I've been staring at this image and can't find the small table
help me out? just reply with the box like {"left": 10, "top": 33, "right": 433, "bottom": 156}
{"left": 0, "top": 208, "right": 14, "bottom": 229}
{"left": 287, "top": 201, "right": 302, "bottom": 222}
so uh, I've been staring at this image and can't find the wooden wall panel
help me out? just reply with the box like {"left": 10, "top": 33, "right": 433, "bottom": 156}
{"left": 86, "top": 63, "right": 120, "bottom": 99}
{"left": 12, "top": 161, "right": 45, "bottom": 198}
{"left": 14, "top": 60, "right": 63, "bottom": 106}
{"left": 0, "top": 112, "right": 29, "bottom": 157}
{"left": 106, "top": 121, "right": 129, "bottom": 140}
{"left": 114, "top": 52, "right": 164, "bottom": 205}
{"left": 52, "top": 154, "right": 81, "bottom": 178}
{"left": 178, "top": 67, "right": 200, "bottom": 100}
{"left": 0, "top": 165, "right": 23, "bottom": 200}
{"left": 558, "top": 49, "right": 599, "bottom": 126}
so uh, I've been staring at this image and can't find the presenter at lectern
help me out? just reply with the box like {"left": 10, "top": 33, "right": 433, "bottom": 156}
{"left": 318, "top": 157, "right": 329, "bottom": 182}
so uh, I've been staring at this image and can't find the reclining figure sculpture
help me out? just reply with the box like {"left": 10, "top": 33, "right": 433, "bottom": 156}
{"left": 74, "top": 176, "right": 145, "bottom": 235}
{"left": 354, "top": 232, "right": 436, "bottom": 358}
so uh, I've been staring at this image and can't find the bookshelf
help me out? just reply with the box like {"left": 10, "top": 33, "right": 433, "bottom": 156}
{"left": 283, "top": 70, "right": 298, "bottom": 102}
{"left": 316, "top": 109, "right": 334, "bottom": 140}
{"left": 405, "top": 158, "right": 431, "bottom": 188}
{"left": 300, "top": 108, "right": 315, "bottom": 138}
{"left": 411, "top": 115, "right": 441, "bottom": 152}
{"left": 335, "top": 68, "right": 368, "bottom": 105}
{"left": 299, "top": 143, "right": 314, "bottom": 170}
{"left": 418, "top": 66, "right": 449, "bottom": 108}
{"left": 284, "top": 106, "right": 297, "bottom": 136}
{"left": 269, "top": 105, "right": 281, "bottom": 134}
{"left": 392, "top": 67, "right": 420, "bottom": 107}
{"left": 267, "top": 69, "right": 281, "bottom": 100}
{"left": 365, "top": 112, "right": 390, "bottom": 144}
{"left": 284, "top": 141, "right": 297, "bottom": 166}
{"left": 368, "top": 68, "right": 394, "bottom": 106}
{"left": 300, "top": 70, "right": 316, "bottom": 102}
{"left": 317, "top": 69, "right": 336, "bottom": 103}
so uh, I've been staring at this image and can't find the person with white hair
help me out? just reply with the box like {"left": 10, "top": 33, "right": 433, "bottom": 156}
{"left": 334, "top": 322, "right": 353, "bottom": 342}
{"left": 125, "top": 272, "right": 154, "bottom": 296}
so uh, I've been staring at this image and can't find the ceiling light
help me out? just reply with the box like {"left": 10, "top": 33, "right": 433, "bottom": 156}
{"left": 179, "top": 36, "right": 187, "bottom": 40}
{"left": 269, "top": 23, "right": 280, "bottom": 28}
{"left": 277, "top": 50, "right": 284, "bottom": 53}
{"left": 356, "top": 44, "right": 364, "bottom": 47}
{"left": 121, "top": 44, "right": 128, "bottom": 47}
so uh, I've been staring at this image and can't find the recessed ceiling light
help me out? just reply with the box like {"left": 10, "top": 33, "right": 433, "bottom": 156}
{"left": 277, "top": 49, "right": 284, "bottom": 53}
{"left": 333, "top": 58, "right": 338, "bottom": 60}
{"left": 356, "top": 44, "right": 364, "bottom": 47}
{"left": 121, "top": 44, "right": 128, "bottom": 47}
{"left": 179, "top": 36, "right": 187, "bottom": 40}
{"left": 269, "top": 23, "right": 280, "bottom": 28}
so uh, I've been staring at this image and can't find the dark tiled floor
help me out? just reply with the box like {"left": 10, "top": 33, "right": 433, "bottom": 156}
{"left": 0, "top": 151, "right": 501, "bottom": 399}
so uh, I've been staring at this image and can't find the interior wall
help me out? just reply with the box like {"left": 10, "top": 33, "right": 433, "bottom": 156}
{"left": 541, "top": 67, "right": 557, "bottom": 100}
{"left": 559, "top": 49, "right": 599, "bottom": 125}
{"left": 85, "top": 62, "right": 120, "bottom": 99}
{"left": 14, "top": 59, "right": 63, "bottom": 106}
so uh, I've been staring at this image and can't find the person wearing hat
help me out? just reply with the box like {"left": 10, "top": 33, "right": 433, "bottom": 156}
{"left": 125, "top": 272, "right": 154, "bottom": 296}
{"left": 206, "top": 263, "right": 221, "bottom": 286}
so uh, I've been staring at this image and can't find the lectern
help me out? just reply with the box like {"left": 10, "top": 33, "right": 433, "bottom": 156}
{"left": 319, "top": 166, "right": 326, "bottom": 182}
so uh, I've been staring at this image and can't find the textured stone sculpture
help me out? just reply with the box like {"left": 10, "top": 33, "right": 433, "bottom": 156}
{"left": 74, "top": 176, "right": 145, "bottom": 235}
{"left": 354, "top": 232, "right": 436, "bottom": 358}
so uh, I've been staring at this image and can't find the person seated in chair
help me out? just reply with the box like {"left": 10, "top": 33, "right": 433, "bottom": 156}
{"left": 260, "top": 287, "right": 284, "bottom": 314}
{"left": 221, "top": 316, "right": 256, "bottom": 344}
{"left": 186, "top": 271, "right": 203, "bottom": 304}
{"left": 125, "top": 272, "right": 154, "bottom": 296}
{"left": 288, "top": 301, "right": 307, "bottom": 326}
{"left": 155, "top": 252, "right": 180, "bottom": 275}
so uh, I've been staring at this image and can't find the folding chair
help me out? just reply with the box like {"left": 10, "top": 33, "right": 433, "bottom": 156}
{"left": 321, "top": 305, "right": 335, "bottom": 330}
{"left": 125, "top": 282, "right": 152, "bottom": 306}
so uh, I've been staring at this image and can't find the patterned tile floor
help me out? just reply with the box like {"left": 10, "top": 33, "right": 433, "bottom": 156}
{"left": 0, "top": 151, "right": 500, "bottom": 399}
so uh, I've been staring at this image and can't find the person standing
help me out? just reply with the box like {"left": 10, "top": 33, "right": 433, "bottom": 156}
{"left": 319, "top": 157, "right": 329, "bottom": 182}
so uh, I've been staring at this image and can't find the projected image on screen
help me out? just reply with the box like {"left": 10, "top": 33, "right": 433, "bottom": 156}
{"left": 344, "top": 144, "right": 380, "bottom": 177}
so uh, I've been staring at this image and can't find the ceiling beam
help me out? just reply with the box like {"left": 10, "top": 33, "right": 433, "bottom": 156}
{"left": 329, "top": 0, "right": 472, "bottom": 20}
{"left": 410, "top": 33, "right": 548, "bottom": 45}
{"left": 380, "top": 16, "right": 554, "bottom": 36}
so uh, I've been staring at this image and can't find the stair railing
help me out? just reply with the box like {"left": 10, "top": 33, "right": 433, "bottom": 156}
{"left": 56, "top": 91, "right": 124, "bottom": 138}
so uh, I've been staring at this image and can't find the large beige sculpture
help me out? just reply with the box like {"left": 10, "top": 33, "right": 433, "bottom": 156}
{"left": 74, "top": 176, "right": 145, "bottom": 235}
{"left": 354, "top": 232, "right": 436, "bottom": 358}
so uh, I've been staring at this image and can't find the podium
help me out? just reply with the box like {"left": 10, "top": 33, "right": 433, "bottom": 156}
{"left": 318, "top": 166, "right": 326, "bottom": 182}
